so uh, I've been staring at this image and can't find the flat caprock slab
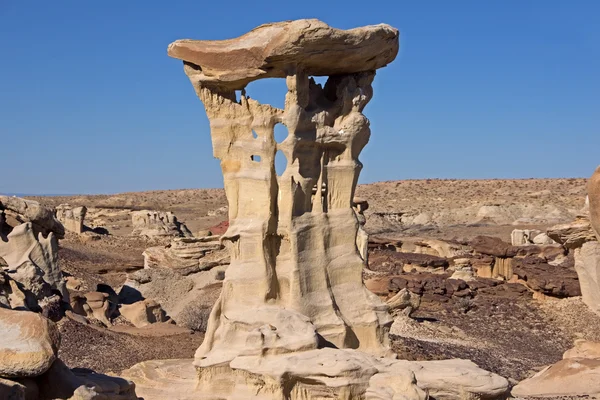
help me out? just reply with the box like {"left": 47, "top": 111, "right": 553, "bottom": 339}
{"left": 167, "top": 19, "right": 399, "bottom": 89}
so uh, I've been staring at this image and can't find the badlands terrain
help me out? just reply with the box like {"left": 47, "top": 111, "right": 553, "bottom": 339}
{"left": 20, "top": 177, "right": 597, "bottom": 384}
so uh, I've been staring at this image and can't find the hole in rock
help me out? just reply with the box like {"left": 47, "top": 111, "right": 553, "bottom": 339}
{"left": 274, "top": 124, "right": 288, "bottom": 143}
{"left": 275, "top": 150, "right": 287, "bottom": 176}
{"left": 310, "top": 76, "right": 328, "bottom": 88}
{"left": 244, "top": 79, "right": 287, "bottom": 109}
{"left": 252, "top": 130, "right": 258, "bottom": 139}
{"left": 251, "top": 155, "right": 261, "bottom": 162}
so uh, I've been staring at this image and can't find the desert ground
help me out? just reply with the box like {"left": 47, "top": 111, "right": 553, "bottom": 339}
{"left": 20, "top": 177, "right": 597, "bottom": 384}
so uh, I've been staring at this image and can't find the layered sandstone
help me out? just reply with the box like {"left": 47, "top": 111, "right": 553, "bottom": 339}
{"left": 55, "top": 204, "right": 87, "bottom": 234}
{"left": 131, "top": 210, "right": 192, "bottom": 237}
{"left": 122, "top": 19, "right": 509, "bottom": 399}
{"left": 0, "top": 196, "right": 65, "bottom": 239}
{"left": 590, "top": 166, "right": 600, "bottom": 241}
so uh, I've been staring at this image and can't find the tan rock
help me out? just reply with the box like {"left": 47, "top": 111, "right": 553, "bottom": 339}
{"left": 511, "top": 229, "right": 542, "bottom": 245}
{"left": 131, "top": 210, "right": 192, "bottom": 238}
{"left": 590, "top": 165, "right": 600, "bottom": 241}
{"left": 512, "top": 357, "right": 600, "bottom": 397}
{"left": 0, "top": 308, "right": 60, "bottom": 378}
{"left": 143, "top": 236, "right": 224, "bottom": 273}
{"left": 168, "top": 19, "right": 399, "bottom": 90}
{"left": 574, "top": 241, "right": 600, "bottom": 315}
{"left": 119, "top": 299, "right": 168, "bottom": 328}
{"left": 563, "top": 339, "right": 600, "bottom": 359}
{"left": 386, "top": 288, "right": 421, "bottom": 317}
{"left": 159, "top": 18, "right": 509, "bottom": 400}
{"left": 547, "top": 216, "right": 596, "bottom": 249}
{"left": 74, "top": 292, "right": 114, "bottom": 326}
{"left": 123, "top": 353, "right": 509, "bottom": 400}
{"left": 175, "top": 20, "right": 396, "bottom": 366}
{"left": 0, "top": 196, "right": 65, "bottom": 239}
{"left": 533, "top": 232, "right": 556, "bottom": 245}
{"left": 55, "top": 204, "right": 87, "bottom": 234}
{"left": 0, "top": 223, "right": 68, "bottom": 305}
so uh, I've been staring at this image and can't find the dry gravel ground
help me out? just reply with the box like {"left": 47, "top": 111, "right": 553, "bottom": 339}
{"left": 23, "top": 178, "right": 596, "bottom": 383}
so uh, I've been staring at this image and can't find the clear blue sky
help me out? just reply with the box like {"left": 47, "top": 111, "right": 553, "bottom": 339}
{"left": 1, "top": 1, "right": 598, "bottom": 194}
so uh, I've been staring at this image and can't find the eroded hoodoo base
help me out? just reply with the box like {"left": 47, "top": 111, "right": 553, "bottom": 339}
{"left": 122, "top": 349, "right": 509, "bottom": 400}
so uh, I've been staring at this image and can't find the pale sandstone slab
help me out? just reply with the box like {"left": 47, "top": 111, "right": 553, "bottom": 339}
{"left": 0, "top": 308, "right": 60, "bottom": 378}
{"left": 590, "top": 165, "right": 600, "bottom": 241}
{"left": 168, "top": 19, "right": 398, "bottom": 89}
{"left": 55, "top": 204, "right": 87, "bottom": 234}
{"left": 547, "top": 216, "right": 596, "bottom": 249}
{"left": 511, "top": 357, "right": 600, "bottom": 397}
{"left": 574, "top": 241, "right": 600, "bottom": 315}
{"left": 563, "top": 339, "right": 600, "bottom": 359}
{"left": 0, "top": 223, "right": 68, "bottom": 305}
{"left": 0, "top": 196, "right": 65, "bottom": 239}
{"left": 123, "top": 352, "right": 509, "bottom": 400}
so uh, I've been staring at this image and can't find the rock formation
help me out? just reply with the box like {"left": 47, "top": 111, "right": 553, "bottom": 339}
{"left": 131, "top": 210, "right": 192, "bottom": 237}
{"left": 590, "top": 165, "right": 600, "bottom": 241}
{"left": 0, "top": 222, "right": 69, "bottom": 311}
{"left": 0, "top": 196, "right": 65, "bottom": 239}
{"left": 143, "top": 235, "right": 226, "bottom": 274}
{"left": 121, "top": 19, "right": 509, "bottom": 400}
{"left": 510, "top": 229, "right": 542, "bottom": 246}
{"left": 0, "top": 306, "right": 137, "bottom": 399}
{"left": 353, "top": 197, "right": 369, "bottom": 262}
{"left": 512, "top": 339, "right": 600, "bottom": 397}
{"left": 55, "top": 204, "right": 87, "bottom": 234}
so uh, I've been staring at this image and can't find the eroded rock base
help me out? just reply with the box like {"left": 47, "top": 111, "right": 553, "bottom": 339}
{"left": 122, "top": 349, "right": 509, "bottom": 400}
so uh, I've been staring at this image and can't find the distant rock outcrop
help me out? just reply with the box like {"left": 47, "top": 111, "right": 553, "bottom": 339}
{"left": 55, "top": 204, "right": 87, "bottom": 234}
{"left": 131, "top": 210, "right": 192, "bottom": 238}
{"left": 143, "top": 235, "right": 226, "bottom": 274}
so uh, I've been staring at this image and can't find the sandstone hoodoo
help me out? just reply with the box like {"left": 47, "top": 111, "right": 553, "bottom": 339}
{"left": 121, "top": 19, "right": 510, "bottom": 400}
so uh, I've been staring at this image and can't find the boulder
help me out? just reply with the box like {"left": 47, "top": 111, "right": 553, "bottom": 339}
{"left": 0, "top": 196, "right": 64, "bottom": 239}
{"left": 0, "top": 223, "right": 68, "bottom": 307}
{"left": 590, "top": 166, "right": 600, "bottom": 241}
{"left": 131, "top": 210, "right": 192, "bottom": 238}
{"left": 512, "top": 341, "right": 600, "bottom": 397}
{"left": 563, "top": 340, "right": 600, "bottom": 359}
{"left": 512, "top": 257, "right": 581, "bottom": 298}
{"left": 386, "top": 288, "right": 421, "bottom": 317}
{"left": 0, "top": 308, "right": 60, "bottom": 378}
{"left": 55, "top": 204, "right": 87, "bottom": 234}
{"left": 511, "top": 229, "right": 542, "bottom": 246}
{"left": 547, "top": 216, "right": 596, "bottom": 249}
{"left": 70, "top": 292, "right": 115, "bottom": 326}
{"left": 143, "top": 236, "right": 225, "bottom": 273}
{"left": 574, "top": 241, "right": 600, "bottom": 315}
{"left": 532, "top": 232, "right": 556, "bottom": 245}
{"left": 119, "top": 299, "right": 168, "bottom": 328}
{"left": 470, "top": 236, "right": 517, "bottom": 258}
